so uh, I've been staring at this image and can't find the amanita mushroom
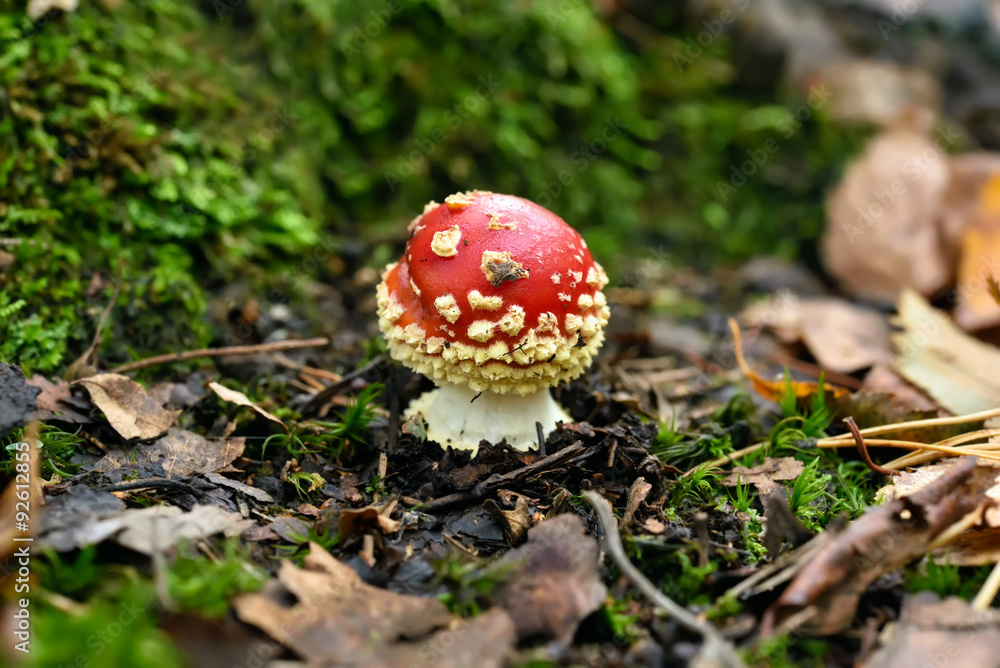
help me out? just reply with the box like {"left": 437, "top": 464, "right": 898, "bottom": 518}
{"left": 376, "top": 190, "right": 610, "bottom": 451}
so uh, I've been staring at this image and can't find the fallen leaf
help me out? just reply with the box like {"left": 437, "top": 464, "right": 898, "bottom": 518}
{"left": 91, "top": 427, "right": 244, "bottom": 481}
{"left": 493, "top": 513, "right": 606, "bottom": 646}
{"left": 762, "top": 457, "right": 997, "bottom": 635}
{"left": 858, "top": 363, "right": 939, "bottom": 413}
{"left": 74, "top": 374, "right": 181, "bottom": 440}
{"left": 483, "top": 496, "right": 531, "bottom": 543}
{"left": 721, "top": 457, "right": 804, "bottom": 497}
{"left": 26, "top": 375, "right": 93, "bottom": 424}
{"left": 203, "top": 471, "right": 274, "bottom": 504}
{"left": 38, "top": 498, "right": 248, "bottom": 554}
{"left": 114, "top": 505, "right": 250, "bottom": 554}
{"left": 233, "top": 542, "right": 515, "bottom": 666}
{"left": 861, "top": 592, "right": 1000, "bottom": 668}
{"left": 822, "top": 124, "right": 953, "bottom": 301}
{"left": 208, "top": 382, "right": 287, "bottom": 431}
{"left": 36, "top": 486, "right": 126, "bottom": 552}
{"left": 730, "top": 318, "right": 849, "bottom": 403}
{"left": 954, "top": 174, "right": 1000, "bottom": 330}
{"left": 0, "top": 363, "right": 40, "bottom": 437}
{"left": 880, "top": 458, "right": 1000, "bottom": 528}
{"left": 338, "top": 499, "right": 402, "bottom": 539}
{"left": 893, "top": 290, "right": 1000, "bottom": 414}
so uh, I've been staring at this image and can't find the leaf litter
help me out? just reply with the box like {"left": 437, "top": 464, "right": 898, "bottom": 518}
{"left": 22, "top": 134, "right": 1000, "bottom": 664}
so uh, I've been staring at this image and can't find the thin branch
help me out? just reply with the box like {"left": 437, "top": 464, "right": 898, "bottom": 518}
{"left": 110, "top": 338, "right": 329, "bottom": 373}
{"left": 844, "top": 416, "right": 898, "bottom": 476}
{"left": 581, "top": 491, "right": 746, "bottom": 668}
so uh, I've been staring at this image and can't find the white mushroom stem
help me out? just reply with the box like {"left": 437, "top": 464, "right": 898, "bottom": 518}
{"left": 405, "top": 382, "right": 571, "bottom": 452}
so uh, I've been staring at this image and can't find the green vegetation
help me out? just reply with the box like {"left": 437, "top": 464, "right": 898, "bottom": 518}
{"left": 1, "top": 0, "right": 867, "bottom": 376}
{"left": 166, "top": 540, "right": 269, "bottom": 617}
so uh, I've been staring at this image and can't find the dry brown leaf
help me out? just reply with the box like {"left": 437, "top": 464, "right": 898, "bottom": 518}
{"left": 763, "top": 457, "right": 998, "bottom": 635}
{"left": 862, "top": 593, "right": 1000, "bottom": 668}
{"left": 893, "top": 290, "right": 1000, "bottom": 414}
{"left": 822, "top": 125, "right": 953, "bottom": 301}
{"left": 208, "top": 382, "right": 287, "bottom": 431}
{"left": 338, "top": 499, "right": 402, "bottom": 539}
{"left": 484, "top": 496, "right": 532, "bottom": 543}
{"left": 26, "top": 375, "right": 92, "bottom": 424}
{"left": 113, "top": 505, "right": 251, "bottom": 554}
{"left": 91, "top": 427, "right": 244, "bottom": 481}
{"left": 797, "top": 299, "right": 890, "bottom": 373}
{"left": 954, "top": 174, "right": 1000, "bottom": 330}
{"left": 74, "top": 374, "right": 181, "bottom": 440}
{"left": 233, "top": 542, "right": 514, "bottom": 666}
{"left": 729, "top": 318, "right": 850, "bottom": 402}
{"left": 721, "top": 457, "right": 804, "bottom": 497}
{"left": 494, "top": 513, "right": 606, "bottom": 646}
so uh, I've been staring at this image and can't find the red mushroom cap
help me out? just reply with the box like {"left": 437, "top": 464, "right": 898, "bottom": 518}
{"left": 376, "top": 190, "right": 610, "bottom": 395}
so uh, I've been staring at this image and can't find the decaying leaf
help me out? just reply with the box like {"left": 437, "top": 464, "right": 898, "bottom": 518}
{"left": 743, "top": 297, "right": 890, "bottom": 374}
{"left": 729, "top": 318, "right": 849, "bottom": 403}
{"left": 762, "top": 457, "right": 998, "bottom": 635}
{"left": 338, "top": 499, "right": 402, "bottom": 539}
{"left": 91, "top": 427, "right": 245, "bottom": 481}
{"left": 26, "top": 375, "right": 93, "bottom": 424}
{"left": 721, "top": 457, "right": 804, "bottom": 497}
{"left": 954, "top": 174, "right": 1000, "bottom": 330}
{"left": 493, "top": 513, "right": 606, "bottom": 646}
{"left": 233, "top": 542, "right": 515, "bottom": 666}
{"left": 484, "top": 496, "right": 532, "bottom": 543}
{"left": 208, "top": 381, "right": 287, "bottom": 431}
{"left": 862, "top": 592, "right": 1000, "bottom": 668}
{"left": 822, "top": 124, "right": 953, "bottom": 301}
{"left": 38, "top": 499, "right": 248, "bottom": 554}
{"left": 74, "top": 374, "right": 181, "bottom": 440}
{"left": 893, "top": 290, "right": 1000, "bottom": 414}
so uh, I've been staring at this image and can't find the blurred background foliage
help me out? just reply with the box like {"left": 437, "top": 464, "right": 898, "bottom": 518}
{"left": 0, "top": 0, "right": 867, "bottom": 374}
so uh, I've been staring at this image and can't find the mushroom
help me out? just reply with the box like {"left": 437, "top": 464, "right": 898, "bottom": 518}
{"left": 376, "top": 190, "right": 610, "bottom": 451}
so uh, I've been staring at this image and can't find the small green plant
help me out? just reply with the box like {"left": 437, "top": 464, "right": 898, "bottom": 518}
{"left": 432, "top": 552, "right": 515, "bottom": 617}
{"left": 36, "top": 546, "right": 102, "bottom": 600}
{"left": 726, "top": 472, "right": 756, "bottom": 515}
{"left": 906, "top": 558, "right": 991, "bottom": 600}
{"left": 670, "top": 464, "right": 722, "bottom": 506}
{"left": 286, "top": 471, "right": 326, "bottom": 499}
{"left": 365, "top": 472, "right": 386, "bottom": 498}
{"left": 786, "top": 457, "right": 832, "bottom": 531}
{"left": 273, "top": 521, "right": 341, "bottom": 562}
{"left": 601, "top": 598, "right": 641, "bottom": 644}
{"left": 261, "top": 383, "right": 383, "bottom": 459}
{"left": 2, "top": 424, "right": 88, "bottom": 478}
{"left": 167, "top": 540, "right": 269, "bottom": 617}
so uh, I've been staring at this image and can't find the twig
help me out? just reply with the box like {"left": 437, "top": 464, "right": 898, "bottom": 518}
{"left": 581, "top": 492, "right": 746, "bottom": 668}
{"left": 302, "top": 353, "right": 388, "bottom": 415}
{"left": 973, "top": 560, "right": 1000, "bottom": 610}
{"left": 98, "top": 478, "right": 203, "bottom": 497}
{"left": 844, "top": 417, "right": 898, "bottom": 476}
{"left": 110, "top": 338, "right": 329, "bottom": 373}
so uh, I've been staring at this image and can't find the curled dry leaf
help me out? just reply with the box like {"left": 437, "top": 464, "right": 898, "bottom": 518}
{"left": 26, "top": 375, "right": 93, "bottom": 424}
{"left": 233, "top": 542, "right": 515, "bottom": 666}
{"left": 763, "top": 457, "right": 998, "bottom": 635}
{"left": 74, "top": 373, "right": 181, "bottom": 440}
{"left": 208, "top": 381, "right": 287, "bottom": 431}
{"left": 893, "top": 290, "right": 1000, "bottom": 414}
{"left": 822, "top": 125, "right": 953, "bottom": 302}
